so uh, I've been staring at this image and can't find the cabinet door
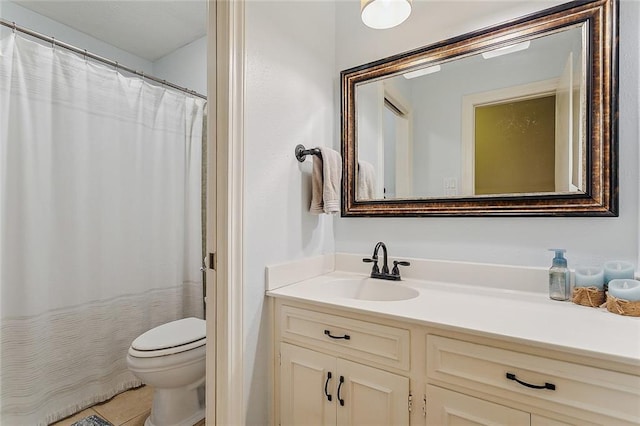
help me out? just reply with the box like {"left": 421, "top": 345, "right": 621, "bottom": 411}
{"left": 281, "top": 343, "right": 335, "bottom": 426}
{"left": 337, "top": 358, "right": 410, "bottom": 426}
{"left": 426, "top": 385, "right": 530, "bottom": 426}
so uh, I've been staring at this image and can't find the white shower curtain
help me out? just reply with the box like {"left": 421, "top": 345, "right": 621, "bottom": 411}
{"left": 0, "top": 34, "right": 205, "bottom": 424}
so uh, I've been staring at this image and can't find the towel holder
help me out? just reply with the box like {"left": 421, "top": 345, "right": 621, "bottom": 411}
{"left": 295, "top": 144, "right": 321, "bottom": 162}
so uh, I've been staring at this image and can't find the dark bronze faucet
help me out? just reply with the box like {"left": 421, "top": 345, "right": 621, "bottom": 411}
{"left": 363, "top": 242, "right": 410, "bottom": 281}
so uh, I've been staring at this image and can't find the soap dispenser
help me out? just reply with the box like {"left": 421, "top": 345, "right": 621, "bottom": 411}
{"left": 549, "top": 249, "right": 570, "bottom": 301}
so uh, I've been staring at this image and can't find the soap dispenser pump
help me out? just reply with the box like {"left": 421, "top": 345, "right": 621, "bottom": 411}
{"left": 549, "top": 248, "right": 570, "bottom": 301}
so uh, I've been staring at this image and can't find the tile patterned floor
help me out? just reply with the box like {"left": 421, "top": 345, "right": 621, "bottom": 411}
{"left": 50, "top": 386, "right": 206, "bottom": 426}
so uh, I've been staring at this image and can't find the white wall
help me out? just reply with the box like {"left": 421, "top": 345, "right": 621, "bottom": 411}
{"left": 403, "top": 28, "right": 581, "bottom": 197}
{"left": 244, "top": 1, "right": 336, "bottom": 423}
{"left": 1, "top": 1, "right": 153, "bottom": 73}
{"left": 1, "top": 1, "right": 207, "bottom": 97}
{"left": 361, "top": 29, "right": 580, "bottom": 198}
{"left": 334, "top": 0, "right": 639, "bottom": 269}
{"left": 153, "top": 36, "right": 207, "bottom": 96}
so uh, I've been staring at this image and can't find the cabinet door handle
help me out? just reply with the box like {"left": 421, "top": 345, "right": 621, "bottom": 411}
{"left": 324, "top": 329, "right": 350, "bottom": 340}
{"left": 506, "top": 372, "right": 556, "bottom": 390}
{"left": 337, "top": 375, "right": 345, "bottom": 406}
{"left": 324, "top": 371, "right": 333, "bottom": 402}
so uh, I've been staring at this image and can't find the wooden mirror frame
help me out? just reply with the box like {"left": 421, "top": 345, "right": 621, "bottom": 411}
{"left": 341, "top": 0, "right": 618, "bottom": 217}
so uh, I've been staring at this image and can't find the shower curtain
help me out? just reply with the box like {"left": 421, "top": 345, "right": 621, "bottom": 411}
{"left": 0, "top": 34, "right": 205, "bottom": 424}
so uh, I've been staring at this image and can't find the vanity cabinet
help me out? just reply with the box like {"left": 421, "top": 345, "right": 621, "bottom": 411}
{"left": 426, "top": 385, "right": 530, "bottom": 425}
{"left": 280, "top": 343, "right": 409, "bottom": 426}
{"left": 273, "top": 300, "right": 640, "bottom": 426}
{"left": 426, "top": 385, "right": 578, "bottom": 425}
{"left": 425, "top": 334, "right": 640, "bottom": 426}
{"left": 275, "top": 303, "right": 411, "bottom": 426}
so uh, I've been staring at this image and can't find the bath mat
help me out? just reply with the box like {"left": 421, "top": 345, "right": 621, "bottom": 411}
{"left": 71, "top": 415, "right": 113, "bottom": 426}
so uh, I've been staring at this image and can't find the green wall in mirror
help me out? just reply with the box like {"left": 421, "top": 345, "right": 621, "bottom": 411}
{"left": 475, "top": 96, "right": 556, "bottom": 195}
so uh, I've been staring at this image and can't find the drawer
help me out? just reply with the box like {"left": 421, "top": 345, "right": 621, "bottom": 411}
{"left": 426, "top": 335, "right": 640, "bottom": 424}
{"left": 279, "top": 305, "right": 410, "bottom": 370}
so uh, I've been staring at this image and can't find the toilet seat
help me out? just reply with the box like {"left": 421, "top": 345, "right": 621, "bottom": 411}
{"left": 129, "top": 317, "right": 206, "bottom": 358}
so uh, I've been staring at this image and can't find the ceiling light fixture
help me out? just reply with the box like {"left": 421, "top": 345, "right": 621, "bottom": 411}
{"left": 481, "top": 41, "right": 531, "bottom": 59}
{"left": 403, "top": 65, "right": 441, "bottom": 79}
{"left": 361, "top": 0, "right": 412, "bottom": 30}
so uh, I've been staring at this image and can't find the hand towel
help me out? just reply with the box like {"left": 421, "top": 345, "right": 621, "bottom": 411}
{"left": 357, "top": 161, "right": 376, "bottom": 200}
{"left": 310, "top": 147, "right": 342, "bottom": 214}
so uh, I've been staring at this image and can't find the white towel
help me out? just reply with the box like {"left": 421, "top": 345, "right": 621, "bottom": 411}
{"left": 357, "top": 161, "right": 376, "bottom": 200}
{"left": 310, "top": 147, "right": 342, "bottom": 214}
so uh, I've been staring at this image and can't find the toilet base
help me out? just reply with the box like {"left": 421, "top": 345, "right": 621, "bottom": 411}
{"left": 144, "top": 384, "right": 205, "bottom": 426}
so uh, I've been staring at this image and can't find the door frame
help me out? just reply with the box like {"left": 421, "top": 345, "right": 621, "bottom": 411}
{"left": 382, "top": 84, "right": 413, "bottom": 198}
{"left": 206, "top": 0, "right": 245, "bottom": 424}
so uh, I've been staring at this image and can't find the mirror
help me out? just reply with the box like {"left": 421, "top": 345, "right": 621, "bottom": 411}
{"left": 341, "top": 0, "right": 618, "bottom": 217}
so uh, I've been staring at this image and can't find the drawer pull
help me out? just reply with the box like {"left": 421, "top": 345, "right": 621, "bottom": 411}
{"left": 506, "top": 372, "right": 556, "bottom": 390}
{"left": 324, "top": 372, "right": 333, "bottom": 402}
{"left": 324, "top": 329, "right": 351, "bottom": 340}
{"left": 337, "top": 375, "right": 345, "bottom": 406}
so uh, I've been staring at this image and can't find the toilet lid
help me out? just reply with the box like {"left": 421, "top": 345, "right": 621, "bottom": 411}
{"left": 131, "top": 317, "right": 206, "bottom": 352}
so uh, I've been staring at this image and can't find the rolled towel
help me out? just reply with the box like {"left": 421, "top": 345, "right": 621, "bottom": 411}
{"left": 310, "top": 147, "right": 342, "bottom": 214}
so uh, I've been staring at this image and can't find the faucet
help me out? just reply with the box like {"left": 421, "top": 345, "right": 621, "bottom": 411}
{"left": 363, "top": 242, "right": 410, "bottom": 281}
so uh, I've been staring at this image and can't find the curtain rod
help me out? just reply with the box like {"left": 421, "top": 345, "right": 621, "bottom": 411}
{"left": 0, "top": 18, "right": 207, "bottom": 100}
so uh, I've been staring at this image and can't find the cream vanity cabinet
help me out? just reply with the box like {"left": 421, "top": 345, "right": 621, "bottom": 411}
{"left": 273, "top": 300, "right": 640, "bottom": 426}
{"left": 425, "top": 334, "right": 640, "bottom": 426}
{"left": 426, "top": 386, "right": 582, "bottom": 425}
{"left": 275, "top": 303, "right": 411, "bottom": 426}
{"left": 280, "top": 344, "right": 409, "bottom": 425}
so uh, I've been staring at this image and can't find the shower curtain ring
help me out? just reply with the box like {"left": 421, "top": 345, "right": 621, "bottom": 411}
{"left": 83, "top": 49, "right": 88, "bottom": 60}
{"left": 12, "top": 22, "right": 16, "bottom": 33}
{"left": 51, "top": 36, "right": 56, "bottom": 49}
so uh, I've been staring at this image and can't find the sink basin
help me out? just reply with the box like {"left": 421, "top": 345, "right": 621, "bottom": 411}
{"left": 322, "top": 277, "right": 419, "bottom": 301}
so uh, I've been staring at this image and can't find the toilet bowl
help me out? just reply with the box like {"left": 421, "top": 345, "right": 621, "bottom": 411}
{"left": 127, "top": 317, "right": 206, "bottom": 426}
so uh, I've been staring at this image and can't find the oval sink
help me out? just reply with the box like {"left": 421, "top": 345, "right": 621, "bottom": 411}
{"left": 323, "top": 278, "right": 419, "bottom": 301}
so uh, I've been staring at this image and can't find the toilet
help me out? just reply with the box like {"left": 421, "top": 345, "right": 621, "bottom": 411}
{"left": 127, "top": 317, "right": 206, "bottom": 426}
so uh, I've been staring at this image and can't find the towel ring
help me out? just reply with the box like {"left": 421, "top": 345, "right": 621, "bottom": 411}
{"left": 295, "top": 144, "right": 321, "bottom": 162}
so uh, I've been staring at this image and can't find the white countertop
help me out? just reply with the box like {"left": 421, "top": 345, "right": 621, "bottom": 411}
{"left": 267, "top": 270, "right": 640, "bottom": 367}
